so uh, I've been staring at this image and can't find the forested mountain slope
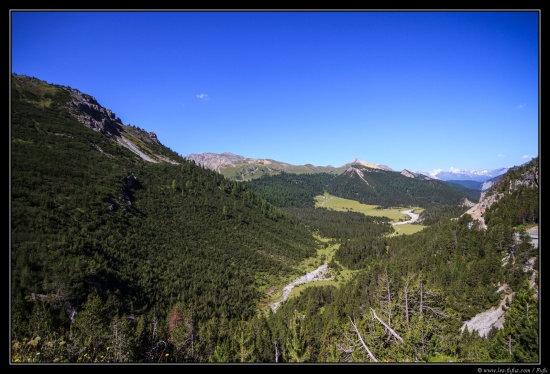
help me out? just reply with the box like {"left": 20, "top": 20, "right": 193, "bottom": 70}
{"left": 11, "top": 74, "right": 321, "bottom": 361}
{"left": 328, "top": 164, "right": 474, "bottom": 208}
{"left": 443, "top": 180, "right": 482, "bottom": 201}
{"left": 243, "top": 172, "right": 396, "bottom": 240}
{"left": 482, "top": 157, "right": 539, "bottom": 227}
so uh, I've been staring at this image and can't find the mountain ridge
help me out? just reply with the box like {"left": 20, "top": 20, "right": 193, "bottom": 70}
{"left": 186, "top": 151, "right": 511, "bottom": 183}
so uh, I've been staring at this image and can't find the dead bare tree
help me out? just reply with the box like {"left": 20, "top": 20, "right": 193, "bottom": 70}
{"left": 399, "top": 274, "right": 414, "bottom": 326}
{"left": 370, "top": 308, "right": 403, "bottom": 343}
{"left": 377, "top": 269, "right": 394, "bottom": 326}
{"left": 348, "top": 316, "right": 378, "bottom": 362}
{"left": 273, "top": 339, "right": 280, "bottom": 363}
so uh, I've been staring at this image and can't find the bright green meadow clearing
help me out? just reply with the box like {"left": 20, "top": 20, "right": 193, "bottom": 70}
{"left": 314, "top": 192, "right": 427, "bottom": 236}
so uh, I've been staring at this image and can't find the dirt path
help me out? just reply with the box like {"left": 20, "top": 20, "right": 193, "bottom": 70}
{"left": 319, "top": 196, "right": 332, "bottom": 207}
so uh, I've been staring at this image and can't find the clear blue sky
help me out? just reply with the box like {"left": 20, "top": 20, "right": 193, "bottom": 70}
{"left": 10, "top": 10, "right": 539, "bottom": 173}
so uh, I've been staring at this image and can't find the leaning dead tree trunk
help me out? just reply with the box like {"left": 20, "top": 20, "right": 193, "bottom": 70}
{"left": 348, "top": 316, "right": 378, "bottom": 362}
{"left": 370, "top": 308, "right": 404, "bottom": 343}
{"left": 273, "top": 339, "right": 280, "bottom": 363}
{"left": 401, "top": 275, "right": 412, "bottom": 326}
{"left": 385, "top": 269, "right": 393, "bottom": 326}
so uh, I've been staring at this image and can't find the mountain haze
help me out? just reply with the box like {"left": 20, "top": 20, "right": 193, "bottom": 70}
{"left": 420, "top": 167, "right": 509, "bottom": 182}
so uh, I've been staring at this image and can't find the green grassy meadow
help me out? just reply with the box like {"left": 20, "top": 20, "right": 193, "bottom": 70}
{"left": 315, "top": 193, "right": 427, "bottom": 236}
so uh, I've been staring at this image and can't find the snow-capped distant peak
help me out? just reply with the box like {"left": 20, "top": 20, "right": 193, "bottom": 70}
{"left": 424, "top": 168, "right": 443, "bottom": 179}
{"left": 418, "top": 167, "right": 509, "bottom": 182}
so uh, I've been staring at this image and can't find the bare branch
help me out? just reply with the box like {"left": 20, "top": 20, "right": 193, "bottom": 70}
{"left": 370, "top": 308, "right": 404, "bottom": 343}
{"left": 335, "top": 341, "right": 353, "bottom": 362}
{"left": 401, "top": 275, "right": 412, "bottom": 325}
{"left": 424, "top": 306, "right": 448, "bottom": 318}
{"left": 348, "top": 316, "right": 378, "bottom": 362}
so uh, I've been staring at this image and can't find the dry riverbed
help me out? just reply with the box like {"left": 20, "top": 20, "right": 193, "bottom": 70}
{"left": 269, "top": 263, "right": 332, "bottom": 313}
{"left": 392, "top": 209, "right": 420, "bottom": 225}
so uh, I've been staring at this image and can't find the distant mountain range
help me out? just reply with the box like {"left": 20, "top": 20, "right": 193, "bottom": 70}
{"left": 443, "top": 175, "right": 503, "bottom": 193}
{"left": 184, "top": 153, "right": 393, "bottom": 181}
{"left": 185, "top": 153, "right": 490, "bottom": 204}
{"left": 185, "top": 152, "right": 509, "bottom": 185}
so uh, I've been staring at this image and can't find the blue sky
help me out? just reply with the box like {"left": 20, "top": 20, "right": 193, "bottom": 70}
{"left": 10, "top": 10, "right": 539, "bottom": 173}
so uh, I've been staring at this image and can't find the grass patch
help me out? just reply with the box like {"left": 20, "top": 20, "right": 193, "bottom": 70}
{"left": 315, "top": 192, "right": 428, "bottom": 235}
{"left": 315, "top": 192, "right": 419, "bottom": 221}
{"left": 390, "top": 223, "right": 427, "bottom": 236}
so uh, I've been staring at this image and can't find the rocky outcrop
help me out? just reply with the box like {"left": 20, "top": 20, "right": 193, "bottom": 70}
{"left": 401, "top": 169, "right": 416, "bottom": 178}
{"left": 464, "top": 191, "right": 503, "bottom": 220}
{"left": 461, "top": 284, "right": 513, "bottom": 337}
{"left": 349, "top": 158, "right": 393, "bottom": 171}
{"left": 66, "top": 86, "right": 167, "bottom": 163}
{"left": 462, "top": 157, "right": 538, "bottom": 222}
{"left": 68, "top": 88, "right": 123, "bottom": 136}
{"left": 401, "top": 169, "right": 433, "bottom": 180}
{"left": 186, "top": 152, "right": 248, "bottom": 172}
